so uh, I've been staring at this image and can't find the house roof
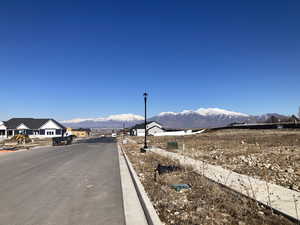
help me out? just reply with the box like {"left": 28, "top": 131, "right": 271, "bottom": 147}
{"left": 148, "top": 125, "right": 165, "bottom": 131}
{"left": 289, "top": 115, "right": 300, "bottom": 122}
{"left": 131, "top": 121, "right": 162, "bottom": 129}
{"left": 4, "top": 118, "right": 66, "bottom": 130}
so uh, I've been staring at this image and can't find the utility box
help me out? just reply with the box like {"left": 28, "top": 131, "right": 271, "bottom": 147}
{"left": 167, "top": 141, "right": 178, "bottom": 150}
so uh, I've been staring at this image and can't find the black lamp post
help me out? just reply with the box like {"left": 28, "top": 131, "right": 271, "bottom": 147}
{"left": 141, "top": 92, "right": 148, "bottom": 152}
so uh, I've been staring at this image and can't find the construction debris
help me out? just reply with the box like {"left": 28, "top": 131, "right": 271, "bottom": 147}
{"left": 170, "top": 184, "right": 191, "bottom": 192}
{"left": 156, "top": 164, "right": 180, "bottom": 175}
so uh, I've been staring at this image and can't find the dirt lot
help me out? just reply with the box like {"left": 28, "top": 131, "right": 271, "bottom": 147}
{"left": 129, "top": 129, "right": 300, "bottom": 192}
{"left": 0, "top": 138, "right": 52, "bottom": 151}
{"left": 121, "top": 140, "right": 296, "bottom": 225}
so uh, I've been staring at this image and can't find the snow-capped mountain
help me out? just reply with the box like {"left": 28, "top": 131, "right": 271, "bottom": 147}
{"left": 61, "top": 108, "right": 288, "bottom": 129}
{"left": 152, "top": 108, "right": 253, "bottom": 129}
{"left": 158, "top": 108, "right": 249, "bottom": 117}
{"left": 61, "top": 114, "right": 144, "bottom": 128}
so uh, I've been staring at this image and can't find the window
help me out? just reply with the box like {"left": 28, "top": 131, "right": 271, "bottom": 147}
{"left": 40, "top": 130, "right": 45, "bottom": 135}
{"left": 47, "top": 131, "right": 54, "bottom": 135}
{"left": 56, "top": 129, "right": 61, "bottom": 135}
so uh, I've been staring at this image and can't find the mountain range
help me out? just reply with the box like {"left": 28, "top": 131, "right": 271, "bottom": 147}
{"left": 61, "top": 108, "right": 291, "bottom": 129}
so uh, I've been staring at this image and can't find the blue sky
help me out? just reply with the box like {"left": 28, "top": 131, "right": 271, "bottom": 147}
{"left": 1, "top": 0, "right": 299, "bottom": 121}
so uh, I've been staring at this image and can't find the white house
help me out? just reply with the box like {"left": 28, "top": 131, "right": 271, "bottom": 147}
{"left": 153, "top": 129, "right": 206, "bottom": 136}
{"left": 130, "top": 121, "right": 165, "bottom": 136}
{"left": 0, "top": 118, "right": 66, "bottom": 139}
{"left": 0, "top": 122, "right": 7, "bottom": 140}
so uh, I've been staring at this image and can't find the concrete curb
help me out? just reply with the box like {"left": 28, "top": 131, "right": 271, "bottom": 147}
{"left": 118, "top": 145, "right": 148, "bottom": 225}
{"left": 0, "top": 148, "right": 29, "bottom": 156}
{"left": 31, "top": 145, "right": 52, "bottom": 150}
{"left": 150, "top": 147, "right": 300, "bottom": 223}
{"left": 118, "top": 144, "right": 163, "bottom": 225}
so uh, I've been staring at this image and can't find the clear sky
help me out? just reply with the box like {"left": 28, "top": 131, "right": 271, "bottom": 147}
{"left": 1, "top": 0, "right": 299, "bottom": 121}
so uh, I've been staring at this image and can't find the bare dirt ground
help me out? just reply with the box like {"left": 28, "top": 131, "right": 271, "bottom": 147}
{"left": 121, "top": 140, "right": 296, "bottom": 225}
{"left": 129, "top": 129, "right": 300, "bottom": 192}
{"left": 0, "top": 138, "right": 52, "bottom": 151}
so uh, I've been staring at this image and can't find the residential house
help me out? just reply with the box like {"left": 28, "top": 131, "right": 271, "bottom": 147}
{"left": 287, "top": 115, "right": 300, "bottom": 123}
{"left": 0, "top": 118, "right": 66, "bottom": 139}
{"left": 0, "top": 122, "right": 6, "bottom": 140}
{"left": 66, "top": 128, "right": 91, "bottom": 137}
{"left": 130, "top": 121, "right": 165, "bottom": 136}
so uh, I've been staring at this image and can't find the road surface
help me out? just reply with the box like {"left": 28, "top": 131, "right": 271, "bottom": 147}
{"left": 0, "top": 138, "right": 125, "bottom": 225}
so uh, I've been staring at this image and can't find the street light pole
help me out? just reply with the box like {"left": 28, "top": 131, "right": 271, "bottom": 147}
{"left": 141, "top": 92, "right": 148, "bottom": 152}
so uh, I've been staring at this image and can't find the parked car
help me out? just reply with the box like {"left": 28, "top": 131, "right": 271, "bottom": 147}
{"left": 52, "top": 136, "right": 73, "bottom": 146}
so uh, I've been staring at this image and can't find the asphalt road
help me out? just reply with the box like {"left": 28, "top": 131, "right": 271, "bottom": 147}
{"left": 0, "top": 137, "right": 125, "bottom": 225}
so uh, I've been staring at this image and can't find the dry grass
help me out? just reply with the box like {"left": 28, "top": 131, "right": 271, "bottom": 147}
{"left": 121, "top": 140, "right": 296, "bottom": 225}
{"left": 130, "top": 129, "right": 300, "bottom": 192}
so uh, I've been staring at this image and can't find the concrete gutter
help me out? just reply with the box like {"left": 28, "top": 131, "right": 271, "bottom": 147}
{"left": 150, "top": 147, "right": 300, "bottom": 223}
{"left": 118, "top": 145, "right": 163, "bottom": 225}
{"left": 31, "top": 145, "right": 52, "bottom": 150}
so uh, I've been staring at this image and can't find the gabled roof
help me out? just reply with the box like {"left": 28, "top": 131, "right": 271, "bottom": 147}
{"left": 131, "top": 121, "right": 162, "bottom": 129}
{"left": 4, "top": 118, "right": 66, "bottom": 130}
{"left": 132, "top": 123, "right": 146, "bottom": 129}
{"left": 148, "top": 125, "right": 165, "bottom": 131}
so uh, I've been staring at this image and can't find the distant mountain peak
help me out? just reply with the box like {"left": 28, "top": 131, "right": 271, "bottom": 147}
{"left": 61, "top": 108, "right": 288, "bottom": 129}
{"left": 159, "top": 108, "right": 249, "bottom": 117}
{"left": 61, "top": 113, "right": 144, "bottom": 124}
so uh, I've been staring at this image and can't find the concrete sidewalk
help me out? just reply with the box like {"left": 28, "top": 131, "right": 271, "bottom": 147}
{"left": 150, "top": 147, "right": 300, "bottom": 222}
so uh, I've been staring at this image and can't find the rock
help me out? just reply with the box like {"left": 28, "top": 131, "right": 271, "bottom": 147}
{"left": 191, "top": 215, "right": 199, "bottom": 223}
{"left": 221, "top": 213, "right": 230, "bottom": 217}
{"left": 238, "top": 221, "right": 246, "bottom": 225}
{"left": 196, "top": 207, "right": 204, "bottom": 212}
{"left": 264, "top": 163, "right": 271, "bottom": 169}
{"left": 258, "top": 211, "right": 264, "bottom": 216}
{"left": 181, "top": 212, "right": 189, "bottom": 219}
{"left": 196, "top": 207, "right": 207, "bottom": 216}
